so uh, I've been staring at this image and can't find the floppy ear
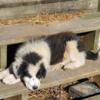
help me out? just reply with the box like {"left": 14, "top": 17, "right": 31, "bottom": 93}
{"left": 8, "top": 62, "right": 21, "bottom": 79}
{"left": 36, "top": 63, "right": 47, "bottom": 79}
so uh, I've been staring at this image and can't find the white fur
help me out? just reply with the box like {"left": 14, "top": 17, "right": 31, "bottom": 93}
{"left": 63, "top": 40, "right": 86, "bottom": 69}
{"left": 24, "top": 76, "right": 40, "bottom": 91}
{"left": 0, "top": 69, "right": 20, "bottom": 85}
{"left": 16, "top": 40, "right": 51, "bottom": 63}
{"left": 16, "top": 40, "right": 51, "bottom": 70}
{"left": 2, "top": 74, "right": 20, "bottom": 85}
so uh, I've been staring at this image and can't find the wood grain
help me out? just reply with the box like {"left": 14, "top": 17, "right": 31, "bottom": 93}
{"left": 0, "top": 0, "right": 68, "bottom": 5}
{"left": 0, "top": 0, "right": 98, "bottom": 19}
{"left": 0, "top": 46, "right": 7, "bottom": 69}
{"left": 0, "top": 13, "right": 100, "bottom": 45}
{"left": 5, "top": 95, "right": 21, "bottom": 100}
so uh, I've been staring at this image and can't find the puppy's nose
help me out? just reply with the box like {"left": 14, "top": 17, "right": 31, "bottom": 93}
{"left": 32, "top": 86, "right": 38, "bottom": 90}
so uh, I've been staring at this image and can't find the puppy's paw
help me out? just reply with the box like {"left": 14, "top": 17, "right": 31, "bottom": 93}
{"left": 2, "top": 74, "right": 20, "bottom": 85}
{"left": 51, "top": 63, "right": 63, "bottom": 71}
{"left": 62, "top": 63, "right": 81, "bottom": 70}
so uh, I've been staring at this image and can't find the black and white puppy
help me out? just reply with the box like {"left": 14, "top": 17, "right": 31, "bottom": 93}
{"left": 0, "top": 32, "right": 98, "bottom": 91}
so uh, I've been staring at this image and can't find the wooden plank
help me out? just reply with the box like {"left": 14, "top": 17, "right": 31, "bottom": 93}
{"left": 93, "top": 30, "right": 100, "bottom": 51}
{"left": 2, "top": 0, "right": 97, "bottom": 5}
{"left": 91, "top": 75, "right": 100, "bottom": 87}
{"left": 0, "top": 0, "right": 98, "bottom": 19}
{"left": 83, "top": 94, "right": 100, "bottom": 100}
{"left": 0, "top": 82, "right": 27, "bottom": 99}
{"left": 81, "top": 31, "right": 99, "bottom": 51}
{"left": 82, "top": 31, "right": 95, "bottom": 50}
{"left": 0, "top": 13, "right": 100, "bottom": 45}
{"left": 98, "top": 0, "right": 100, "bottom": 11}
{"left": 5, "top": 93, "right": 27, "bottom": 100}
{"left": 21, "top": 92, "right": 28, "bottom": 100}
{"left": 0, "top": 58, "right": 100, "bottom": 99}
{"left": 0, "top": 45, "right": 7, "bottom": 70}
{"left": 5, "top": 95, "right": 21, "bottom": 100}
{"left": 0, "top": 0, "right": 68, "bottom": 5}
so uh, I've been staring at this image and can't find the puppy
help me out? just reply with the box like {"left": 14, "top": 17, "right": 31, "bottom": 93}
{"left": 0, "top": 32, "right": 98, "bottom": 91}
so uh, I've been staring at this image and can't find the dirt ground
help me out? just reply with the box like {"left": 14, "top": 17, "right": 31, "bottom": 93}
{"left": 28, "top": 85, "right": 70, "bottom": 100}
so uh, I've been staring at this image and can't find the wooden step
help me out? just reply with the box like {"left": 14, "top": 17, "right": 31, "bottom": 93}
{"left": 0, "top": 58, "right": 100, "bottom": 99}
{"left": 0, "top": 0, "right": 97, "bottom": 19}
{"left": 0, "top": 12, "right": 100, "bottom": 45}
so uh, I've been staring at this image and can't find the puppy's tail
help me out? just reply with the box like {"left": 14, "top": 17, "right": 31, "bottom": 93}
{"left": 86, "top": 49, "right": 100, "bottom": 60}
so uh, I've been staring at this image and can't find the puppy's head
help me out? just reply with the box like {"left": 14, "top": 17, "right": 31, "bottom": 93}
{"left": 10, "top": 59, "right": 46, "bottom": 91}
{"left": 22, "top": 63, "right": 47, "bottom": 91}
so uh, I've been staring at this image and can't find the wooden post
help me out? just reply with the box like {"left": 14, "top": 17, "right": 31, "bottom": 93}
{"left": 82, "top": 31, "right": 99, "bottom": 51}
{"left": 93, "top": 30, "right": 99, "bottom": 51}
{"left": 94, "top": 0, "right": 100, "bottom": 51}
{"left": 98, "top": 0, "right": 100, "bottom": 11}
{"left": 21, "top": 92, "right": 28, "bottom": 100}
{"left": 82, "top": 31, "right": 95, "bottom": 50}
{"left": 0, "top": 45, "right": 7, "bottom": 71}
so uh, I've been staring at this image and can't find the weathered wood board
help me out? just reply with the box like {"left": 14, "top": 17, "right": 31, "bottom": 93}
{"left": 0, "top": 0, "right": 98, "bottom": 19}
{"left": 5, "top": 93, "right": 28, "bottom": 100}
{"left": 5, "top": 95, "right": 22, "bottom": 100}
{"left": 0, "top": 46, "right": 7, "bottom": 70}
{"left": 0, "top": 58, "right": 100, "bottom": 99}
{"left": 83, "top": 94, "right": 100, "bottom": 100}
{"left": 0, "top": 13, "right": 99, "bottom": 45}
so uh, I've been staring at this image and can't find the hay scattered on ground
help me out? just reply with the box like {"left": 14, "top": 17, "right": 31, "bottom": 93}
{"left": 28, "top": 85, "right": 70, "bottom": 100}
{"left": 0, "top": 12, "right": 86, "bottom": 25}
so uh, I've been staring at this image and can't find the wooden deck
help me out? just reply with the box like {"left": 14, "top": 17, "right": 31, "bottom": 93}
{"left": 0, "top": 12, "right": 99, "bottom": 99}
{"left": 0, "top": 12, "right": 100, "bottom": 45}
{"left": 0, "top": 58, "right": 100, "bottom": 99}
{"left": 0, "top": 0, "right": 99, "bottom": 99}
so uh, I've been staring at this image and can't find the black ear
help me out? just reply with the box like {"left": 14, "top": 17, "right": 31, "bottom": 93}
{"left": 8, "top": 63, "right": 18, "bottom": 79}
{"left": 36, "top": 63, "right": 47, "bottom": 79}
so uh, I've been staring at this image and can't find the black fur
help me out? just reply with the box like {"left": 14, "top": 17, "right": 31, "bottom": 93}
{"left": 23, "top": 52, "right": 42, "bottom": 65}
{"left": 9, "top": 65, "right": 14, "bottom": 75}
{"left": 36, "top": 63, "right": 47, "bottom": 79}
{"left": 86, "top": 51, "right": 98, "bottom": 60}
{"left": 9, "top": 64, "right": 17, "bottom": 79}
{"left": 17, "top": 61, "right": 32, "bottom": 79}
{"left": 45, "top": 32, "right": 79, "bottom": 65}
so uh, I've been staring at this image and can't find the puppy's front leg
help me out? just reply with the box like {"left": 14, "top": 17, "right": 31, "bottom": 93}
{"left": 0, "top": 68, "right": 20, "bottom": 85}
{"left": 0, "top": 68, "right": 9, "bottom": 80}
{"left": 2, "top": 74, "right": 20, "bottom": 85}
